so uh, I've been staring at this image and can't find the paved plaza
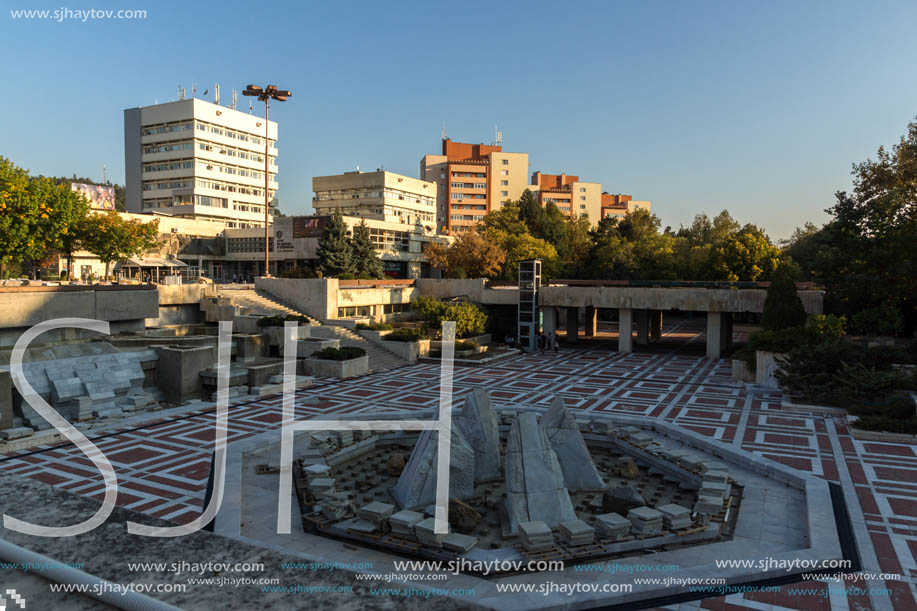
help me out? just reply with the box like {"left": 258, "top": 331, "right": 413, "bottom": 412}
{"left": 1, "top": 320, "right": 915, "bottom": 611}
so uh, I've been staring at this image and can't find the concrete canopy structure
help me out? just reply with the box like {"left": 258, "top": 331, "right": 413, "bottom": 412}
{"left": 538, "top": 281, "right": 824, "bottom": 359}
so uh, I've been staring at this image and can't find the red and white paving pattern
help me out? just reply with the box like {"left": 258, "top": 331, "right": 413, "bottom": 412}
{"left": 1, "top": 321, "right": 915, "bottom": 611}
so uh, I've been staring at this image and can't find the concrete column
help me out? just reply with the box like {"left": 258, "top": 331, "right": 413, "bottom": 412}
{"left": 650, "top": 310, "right": 662, "bottom": 341}
{"left": 542, "top": 306, "right": 556, "bottom": 338}
{"left": 724, "top": 313, "right": 734, "bottom": 351}
{"left": 706, "top": 312, "right": 723, "bottom": 359}
{"left": 584, "top": 306, "right": 597, "bottom": 337}
{"left": 635, "top": 309, "right": 649, "bottom": 345}
{"left": 618, "top": 308, "right": 633, "bottom": 353}
{"left": 566, "top": 307, "right": 579, "bottom": 343}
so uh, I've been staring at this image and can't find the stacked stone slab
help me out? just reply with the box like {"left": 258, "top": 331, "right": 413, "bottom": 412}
{"left": 442, "top": 533, "right": 478, "bottom": 553}
{"left": 389, "top": 510, "right": 424, "bottom": 536}
{"left": 627, "top": 506, "right": 664, "bottom": 536}
{"left": 414, "top": 518, "right": 448, "bottom": 547}
{"left": 13, "top": 347, "right": 155, "bottom": 427}
{"left": 391, "top": 425, "right": 475, "bottom": 510}
{"left": 358, "top": 501, "right": 394, "bottom": 527}
{"left": 595, "top": 512, "right": 631, "bottom": 539}
{"left": 541, "top": 397, "right": 605, "bottom": 491}
{"left": 657, "top": 503, "right": 692, "bottom": 530}
{"left": 519, "top": 521, "right": 554, "bottom": 551}
{"left": 453, "top": 388, "right": 502, "bottom": 482}
{"left": 504, "top": 411, "right": 577, "bottom": 534}
{"left": 559, "top": 519, "right": 595, "bottom": 546}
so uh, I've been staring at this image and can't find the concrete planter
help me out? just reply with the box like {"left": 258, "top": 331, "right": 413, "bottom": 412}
{"left": 327, "top": 317, "right": 372, "bottom": 330}
{"left": 262, "top": 324, "right": 311, "bottom": 347}
{"left": 356, "top": 329, "right": 393, "bottom": 343}
{"left": 431, "top": 340, "right": 487, "bottom": 354}
{"left": 731, "top": 359, "right": 755, "bottom": 383}
{"left": 295, "top": 338, "right": 340, "bottom": 357}
{"left": 462, "top": 333, "right": 492, "bottom": 345}
{"left": 233, "top": 315, "right": 263, "bottom": 334}
{"left": 381, "top": 338, "right": 431, "bottom": 362}
{"left": 755, "top": 351, "right": 787, "bottom": 388}
{"left": 303, "top": 354, "right": 369, "bottom": 378}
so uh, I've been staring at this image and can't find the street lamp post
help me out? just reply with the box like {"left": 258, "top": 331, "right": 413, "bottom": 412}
{"left": 242, "top": 84, "right": 291, "bottom": 278}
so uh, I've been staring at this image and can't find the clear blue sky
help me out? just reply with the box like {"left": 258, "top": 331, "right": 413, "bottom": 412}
{"left": 3, "top": 0, "right": 916, "bottom": 240}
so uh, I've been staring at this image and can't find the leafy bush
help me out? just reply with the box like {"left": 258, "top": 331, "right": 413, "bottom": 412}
{"left": 852, "top": 415, "right": 917, "bottom": 435}
{"left": 761, "top": 266, "right": 807, "bottom": 331}
{"left": 411, "top": 296, "right": 487, "bottom": 339}
{"left": 385, "top": 328, "right": 423, "bottom": 342}
{"left": 355, "top": 322, "right": 393, "bottom": 331}
{"left": 312, "top": 346, "right": 366, "bottom": 361}
{"left": 806, "top": 314, "right": 846, "bottom": 339}
{"left": 257, "top": 314, "right": 310, "bottom": 327}
{"left": 849, "top": 305, "right": 904, "bottom": 336}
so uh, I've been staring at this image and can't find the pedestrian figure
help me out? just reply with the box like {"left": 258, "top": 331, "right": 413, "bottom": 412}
{"left": 552, "top": 332, "right": 559, "bottom": 353}
{"left": 539, "top": 332, "right": 547, "bottom": 353}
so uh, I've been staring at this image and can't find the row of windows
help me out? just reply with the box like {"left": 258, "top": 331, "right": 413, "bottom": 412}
{"left": 228, "top": 237, "right": 274, "bottom": 253}
{"left": 197, "top": 141, "right": 273, "bottom": 165}
{"left": 450, "top": 215, "right": 485, "bottom": 221}
{"left": 452, "top": 204, "right": 486, "bottom": 211}
{"left": 451, "top": 171, "right": 485, "bottom": 178}
{"left": 368, "top": 227, "right": 411, "bottom": 251}
{"left": 144, "top": 161, "right": 193, "bottom": 172}
{"left": 451, "top": 193, "right": 485, "bottom": 200}
{"left": 383, "top": 303, "right": 411, "bottom": 314}
{"left": 143, "top": 120, "right": 271, "bottom": 146}
{"left": 144, "top": 141, "right": 194, "bottom": 154}
{"left": 194, "top": 120, "right": 269, "bottom": 146}
{"left": 450, "top": 182, "right": 486, "bottom": 189}
{"left": 313, "top": 188, "right": 433, "bottom": 207}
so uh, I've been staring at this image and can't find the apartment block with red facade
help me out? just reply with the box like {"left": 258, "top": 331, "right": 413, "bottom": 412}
{"left": 530, "top": 171, "right": 603, "bottom": 221}
{"left": 601, "top": 192, "right": 652, "bottom": 220}
{"left": 421, "top": 138, "right": 529, "bottom": 234}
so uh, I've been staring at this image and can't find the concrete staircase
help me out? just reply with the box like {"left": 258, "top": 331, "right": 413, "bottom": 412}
{"left": 309, "top": 325, "right": 408, "bottom": 373}
{"left": 219, "top": 288, "right": 407, "bottom": 373}
{"left": 218, "top": 288, "right": 318, "bottom": 323}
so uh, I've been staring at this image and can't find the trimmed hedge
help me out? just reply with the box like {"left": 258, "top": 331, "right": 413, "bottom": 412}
{"left": 311, "top": 346, "right": 366, "bottom": 361}
{"left": 355, "top": 322, "right": 394, "bottom": 331}
{"left": 385, "top": 328, "right": 424, "bottom": 342}
{"left": 257, "top": 314, "right": 311, "bottom": 327}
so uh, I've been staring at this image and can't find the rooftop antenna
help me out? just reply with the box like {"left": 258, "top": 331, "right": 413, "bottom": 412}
{"left": 215, "top": 83, "right": 220, "bottom": 105}
{"left": 177, "top": 84, "right": 182, "bottom": 100}
{"left": 231, "top": 89, "right": 238, "bottom": 110}
{"left": 192, "top": 82, "right": 196, "bottom": 97}
{"left": 494, "top": 125, "right": 502, "bottom": 147}
{"left": 442, "top": 121, "right": 447, "bottom": 140}
{"left": 103, "top": 164, "right": 107, "bottom": 184}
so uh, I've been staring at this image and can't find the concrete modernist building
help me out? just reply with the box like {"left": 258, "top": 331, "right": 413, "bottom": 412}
{"left": 312, "top": 170, "right": 437, "bottom": 230}
{"left": 421, "top": 138, "right": 529, "bottom": 234}
{"left": 124, "top": 97, "right": 278, "bottom": 228}
{"left": 601, "top": 193, "right": 651, "bottom": 220}
{"left": 530, "top": 172, "right": 602, "bottom": 221}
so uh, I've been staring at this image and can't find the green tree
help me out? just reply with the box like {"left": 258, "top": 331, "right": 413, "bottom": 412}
{"left": 424, "top": 230, "right": 505, "bottom": 279}
{"left": 0, "top": 157, "right": 40, "bottom": 275}
{"left": 316, "top": 211, "right": 355, "bottom": 277}
{"left": 556, "top": 215, "right": 593, "bottom": 277}
{"left": 761, "top": 265, "right": 807, "bottom": 330}
{"left": 808, "top": 118, "right": 917, "bottom": 332}
{"left": 350, "top": 219, "right": 383, "bottom": 279}
{"left": 411, "top": 296, "right": 487, "bottom": 338}
{"left": 711, "top": 223, "right": 781, "bottom": 281}
{"left": 81, "top": 212, "right": 160, "bottom": 279}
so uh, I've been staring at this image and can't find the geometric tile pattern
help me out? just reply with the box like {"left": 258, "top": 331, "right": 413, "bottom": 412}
{"left": 1, "top": 319, "right": 914, "bottom": 610}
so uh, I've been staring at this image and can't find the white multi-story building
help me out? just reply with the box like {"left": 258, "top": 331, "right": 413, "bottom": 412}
{"left": 312, "top": 170, "right": 438, "bottom": 231}
{"left": 124, "top": 97, "right": 278, "bottom": 228}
